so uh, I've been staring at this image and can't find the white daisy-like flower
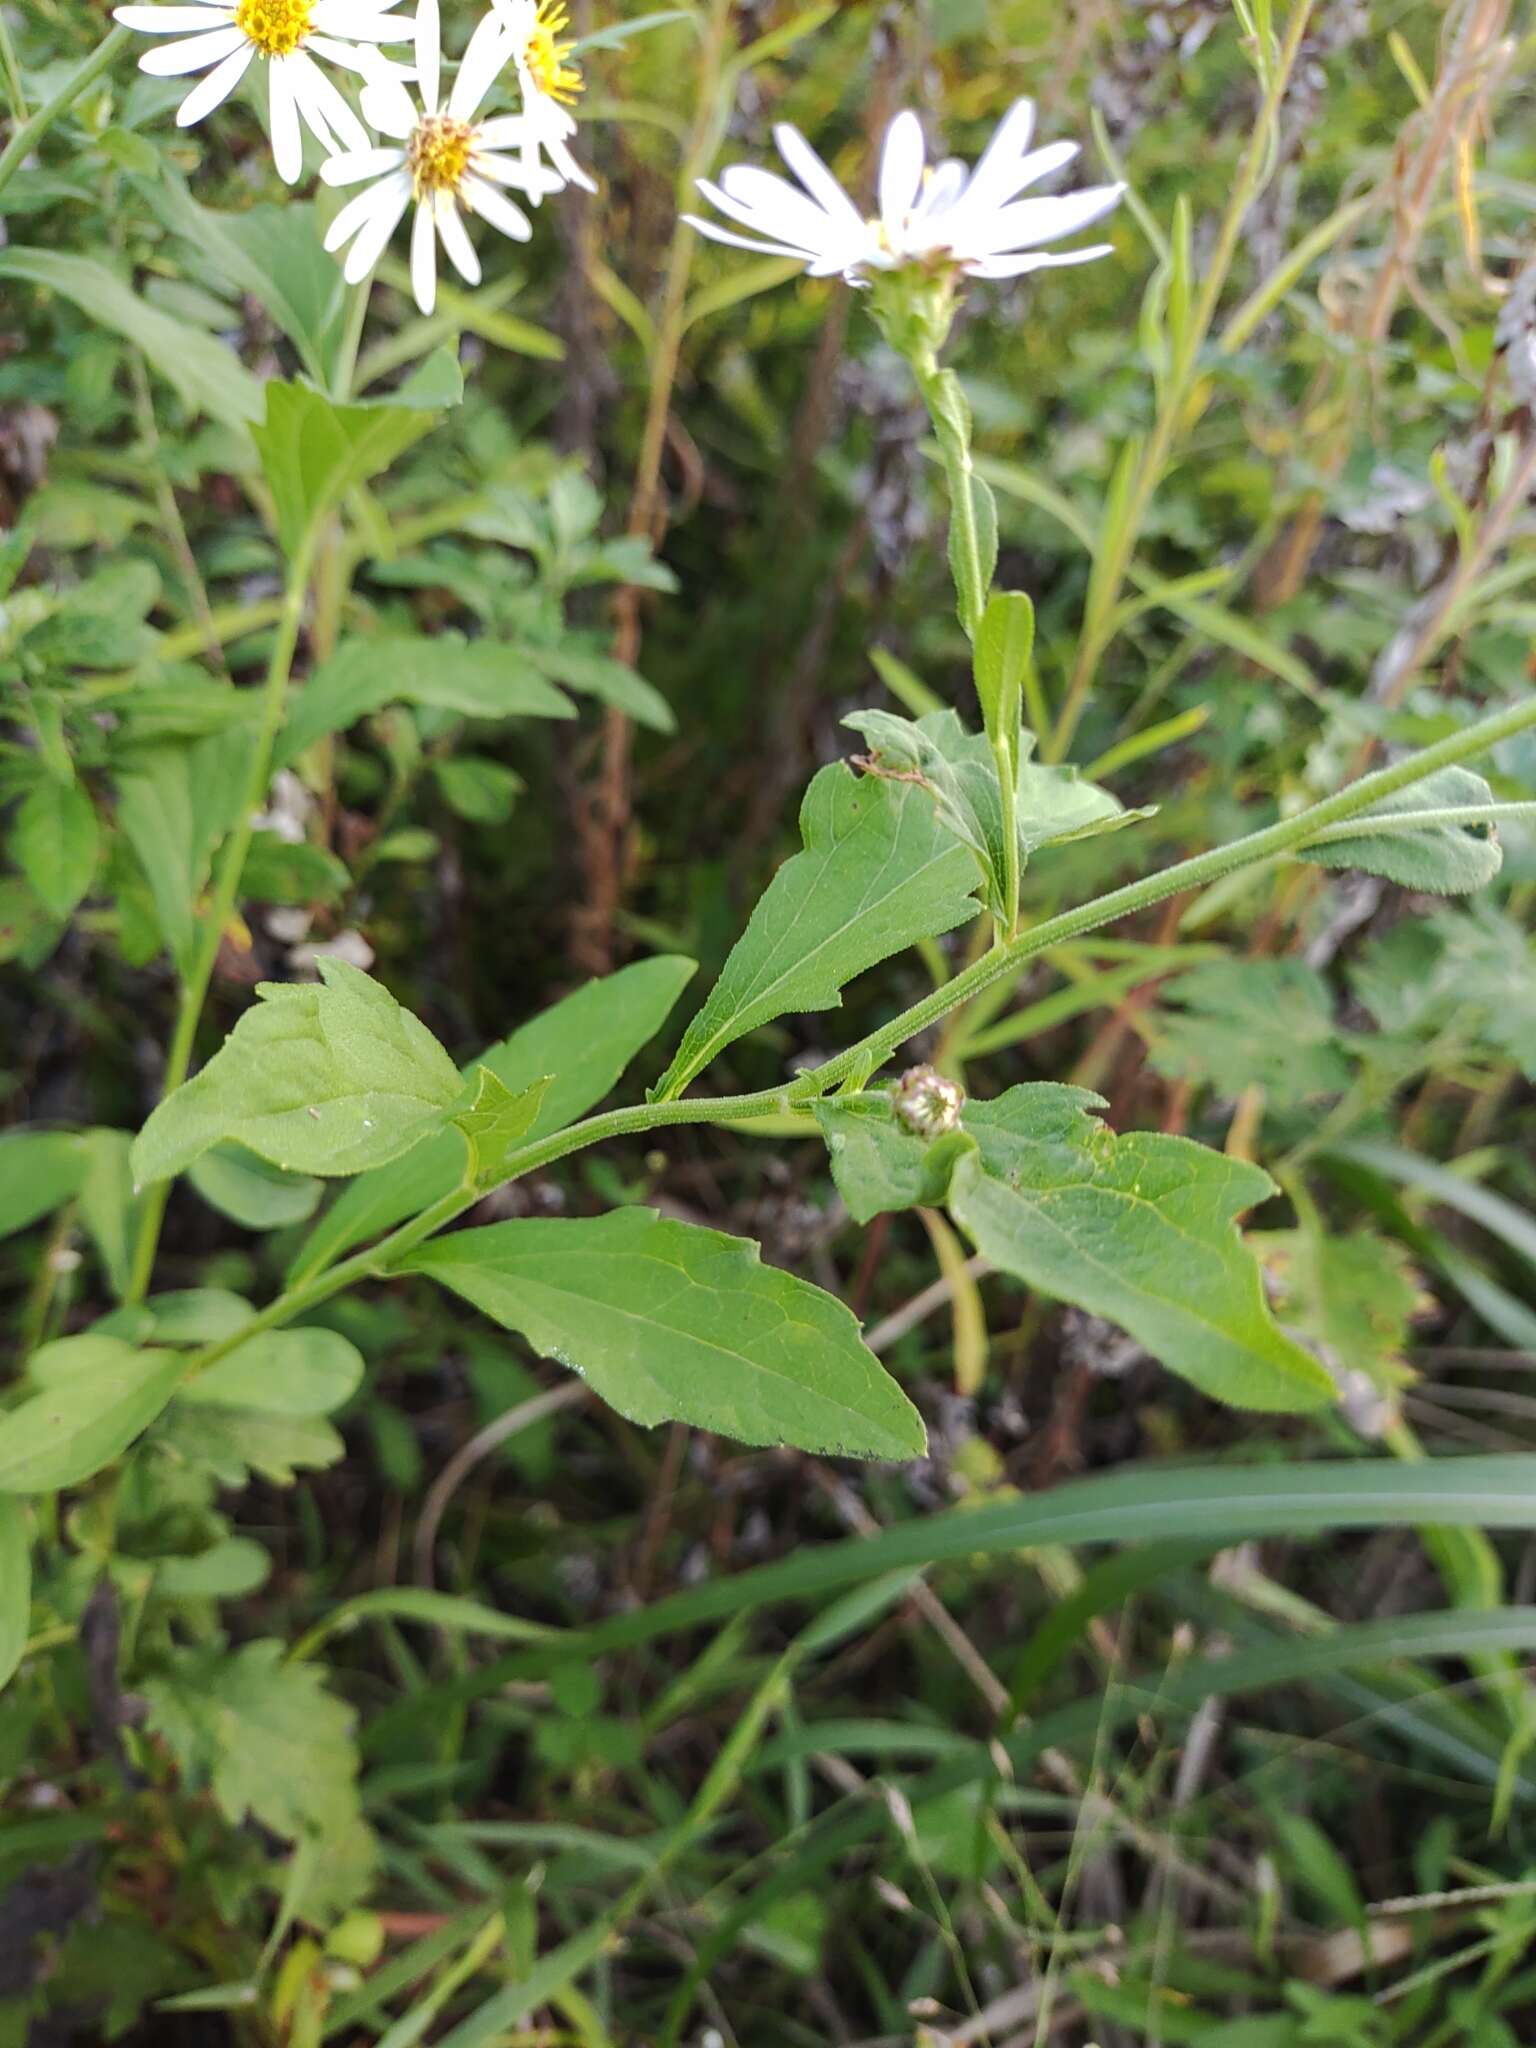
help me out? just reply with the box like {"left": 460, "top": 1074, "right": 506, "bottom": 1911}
{"left": 684, "top": 100, "right": 1124, "bottom": 286}
{"left": 486, "top": 0, "right": 596, "bottom": 195}
{"left": 112, "top": 0, "right": 413, "bottom": 184}
{"left": 321, "top": 0, "right": 562, "bottom": 315}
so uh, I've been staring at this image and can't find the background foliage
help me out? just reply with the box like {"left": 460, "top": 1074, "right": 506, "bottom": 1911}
{"left": 5, "top": 0, "right": 1536, "bottom": 2042}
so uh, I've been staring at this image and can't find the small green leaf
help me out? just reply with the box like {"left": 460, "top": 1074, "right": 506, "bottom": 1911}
{"left": 10, "top": 779, "right": 99, "bottom": 918}
{"left": 273, "top": 634, "right": 574, "bottom": 770}
{"left": 0, "top": 1337, "right": 184, "bottom": 1493}
{"left": 239, "top": 833, "right": 350, "bottom": 906}
{"left": 845, "top": 708, "right": 1151, "bottom": 923}
{"left": 157, "top": 1407, "right": 345, "bottom": 1486}
{"left": 179, "top": 1327, "right": 364, "bottom": 1418}
{"left": 518, "top": 640, "right": 674, "bottom": 733}
{"left": 817, "top": 1086, "right": 1333, "bottom": 1413}
{"left": 287, "top": 956, "right": 696, "bottom": 1283}
{"left": 253, "top": 363, "right": 462, "bottom": 560}
{"left": 1150, "top": 958, "right": 1353, "bottom": 1105}
{"left": 972, "top": 591, "right": 1034, "bottom": 754}
{"left": 131, "top": 961, "right": 463, "bottom": 1186}
{"left": 1300, "top": 765, "right": 1506, "bottom": 894}
{"left": 114, "top": 731, "right": 250, "bottom": 971}
{"left": 402, "top": 1210, "right": 926, "bottom": 1459}
{"left": 186, "top": 1146, "right": 324, "bottom": 1231}
{"left": 453, "top": 1068, "right": 553, "bottom": 1187}
{"left": 0, "top": 1130, "right": 87, "bottom": 1239}
{"left": 0, "top": 1497, "right": 29, "bottom": 1692}
{"left": 654, "top": 764, "right": 979, "bottom": 1099}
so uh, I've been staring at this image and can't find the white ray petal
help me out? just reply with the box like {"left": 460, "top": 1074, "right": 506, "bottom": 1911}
{"left": 459, "top": 171, "right": 532, "bottom": 242}
{"left": 968, "top": 242, "right": 1114, "bottom": 278}
{"left": 448, "top": 10, "right": 512, "bottom": 120}
{"left": 325, "top": 170, "right": 399, "bottom": 248}
{"left": 137, "top": 23, "right": 243, "bottom": 74}
{"left": 357, "top": 52, "right": 416, "bottom": 135}
{"left": 956, "top": 97, "right": 1035, "bottom": 214}
{"left": 286, "top": 47, "right": 369, "bottom": 153}
{"left": 433, "top": 191, "right": 480, "bottom": 283}
{"left": 341, "top": 173, "right": 411, "bottom": 280}
{"left": 474, "top": 112, "right": 529, "bottom": 149}
{"left": 878, "top": 110, "right": 925, "bottom": 229}
{"left": 321, "top": 142, "right": 406, "bottom": 185}
{"left": 972, "top": 183, "right": 1124, "bottom": 255}
{"left": 717, "top": 165, "right": 846, "bottom": 249}
{"left": 173, "top": 39, "right": 251, "bottom": 123}
{"left": 468, "top": 148, "right": 561, "bottom": 195}
{"left": 267, "top": 57, "right": 303, "bottom": 182}
{"left": 308, "top": 0, "right": 414, "bottom": 34}
{"left": 771, "top": 123, "right": 864, "bottom": 232}
{"left": 680, "top": 214, "right": 818, "bottom": 264}
{"left": 414, "top": 0, "right": 440, "bottom": 112}
{"left": 410, "top": 193, "right": 438, "bottom": 312}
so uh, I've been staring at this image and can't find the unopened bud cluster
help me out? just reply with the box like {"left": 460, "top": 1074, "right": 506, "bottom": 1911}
{"left": 892, "top": 1065, "right": 965, "bottom": 1139}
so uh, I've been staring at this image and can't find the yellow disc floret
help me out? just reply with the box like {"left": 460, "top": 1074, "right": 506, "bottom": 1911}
{"left": 409, "top": 114, "right": 474, "bottom": 196}
{"left": 524, "top": 0, "right": 582, "bottom": 103}
{"left": 234, "top": 0, "right": 310, "bottom": 58}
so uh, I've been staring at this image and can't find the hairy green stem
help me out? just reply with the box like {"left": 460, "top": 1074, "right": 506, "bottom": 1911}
{"left": 124, "top": 532, "right": 319, "bottom": 1306}
{"left": 179, "top": 687, "right": 1536, "bottom": 1371}
{"left": 0, "top": 25, "right": 129, "bottom": 199}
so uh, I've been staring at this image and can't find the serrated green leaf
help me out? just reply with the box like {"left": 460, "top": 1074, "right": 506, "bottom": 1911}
{"left": 817, "top": 1086, "right": 1333, "bottom": 1413}
{"left": 132, "top": 960, "right": 463, "bottom": 1186}
{"left": 0, "top": 1337, "right": 184, "bottom": 1492}
{"left": 1300, "top": 764, "right": 1506, "bottom": 894}
{"left": 273, "top": 633, "right": 575, "bottom": 770}
{"left": 179, "top": 1327, "right": 364, "bottom": 1417}
{"left": 0, "top": 247, "right": 262, "bottom": 432}
{"left": 1149, "top": 958, "right": 1353, "bottom": 1105}
{"left": 253, "top": 363, "right": 461, "bottom": 560}
{"left": 518, "top": 640, "right": 674, "bottom": 734}
{"left": 453, "top": 1068, "right": 553, "bottom": 1187}
{"left": 844, "top": 707, "right": 1152, "bottom": 923}
{"left": 155, "top": 1406, "right": 346, "bottom": 1486}
{"left": 10, "top": 779, "right": 98, "bottom": 918}
{"left": 287, "top": 957, "right": 696, "bottom": 1283}
{"left": 654, "top": 764, "right": 979, "bottom": 1100}
{"left": 0, "top": 1497, "right": 29, "bottom": 1692}
{"left": 402, "top": 1209, "right": 926, "bottom": 1459}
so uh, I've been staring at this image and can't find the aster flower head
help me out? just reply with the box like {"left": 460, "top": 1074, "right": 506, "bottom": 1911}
{"left": 112, "top": 0, "right": 413, "bottom": 183}
{"left": 486, "top": 0, "right": 596, "bottom": 195}
{"left": 321, "top": 0, "right": 562, "bottom": 315}
{"left": 684, "top": 99, "right": 1124, "bottom": 290}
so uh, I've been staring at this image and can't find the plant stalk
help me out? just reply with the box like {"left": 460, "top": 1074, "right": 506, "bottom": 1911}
{"left": 0, "top": 25, "right": 130, "bottom": 200}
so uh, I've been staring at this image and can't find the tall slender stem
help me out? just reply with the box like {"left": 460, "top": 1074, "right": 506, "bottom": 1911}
{"left": 0, "top": 25, "right": 130, "bottom": 200}
{"left": 124, "top": 533, "right": 319, "bottom": 1305}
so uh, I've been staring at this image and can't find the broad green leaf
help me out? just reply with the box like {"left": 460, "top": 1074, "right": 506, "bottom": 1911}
{"left": 253, "top": 361, "right": 462, "bottom": 559}
{"left": 239, "top": 833, "right": 350, "bottom": 906}
{"left": 0, "top": 1130, "right": 87, "bottom": 1238}
{"left": 0, "top": 247, "right": 262, "bottom": 432}
{"left": 843, "top": 708, "right": 1152, "bottom": 924}
{"left": 403, "top": 1210, "right": 926, "bottom": 1459}
{"left": 1149, "top": 958, "right": 1353, "bottom": 1105}
{"left": 144, "top": 181, "right": 347, "bottom": 389}
{"left": 150, "top": 1537, "right": 272, "bottom": 1601}
{"left": 97, "top": 1287, "right": 254, "bottom": 1347}
{"left": 654, "top": 764, "right": 979, "bottom": 1100}
{"left": 972, "top": 591, "right": 1034, "bottom": 754}
{"left": 0, "top": 1497, "right": 29, "bottom": 1692}
{"left": 132, "top": 961, "right": 463, "bottom": 1186}
{"left": 453, "top": 1069, "right": 553, "bottom": 1187}
{"left": 1257, "top": 1226, "right": 1423, "bottom": 1395}
{"left": 0, "top": 1337, "right": 184, "bottom": 1492}
{"left": 186, "top": 1145, "right": 324, "bottom": 1230}
{"left": 815, "top": 1086, "right": 1333, "bottom": 1412}
{"left": 273, "top": 633, "right": 575, "bottom": 769}
{"left": 10, "top": 779, "right": 99, "bottom": 917}
{"left": 155, "top": 1406, "right": 345, "bottom": 1486}
{"left": 1300, "top": 765, "right": 1506, "bottom": 894}
{"left": 142, "top": 1638, "right": 366, "bottom": 1846}
{"left": 518, "top": 640, "right": 674, "bottom": 734}
{"left": 287, "top": 957, "right": 696, "bottom": 1283}
{"left": 179, "top": 1327, "right": 364, "bottom": 1418}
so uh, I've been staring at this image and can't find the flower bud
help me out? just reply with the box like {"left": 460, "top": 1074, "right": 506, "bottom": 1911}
{"left": 892, "top": 1064, "right": 965, "bottom": 1138}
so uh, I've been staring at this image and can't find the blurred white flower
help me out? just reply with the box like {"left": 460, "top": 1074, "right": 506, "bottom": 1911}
{"left": 321, "top": 0, "right": 561, "bottom": 314}
{"left": 684, "top": 100, "right": 1123, "bottom": 285}
{"left": 486, "top": 0, "right": 596, "bottom": 195}
{"left": 113, "top": 0, "right": 412, "bottom": 183}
